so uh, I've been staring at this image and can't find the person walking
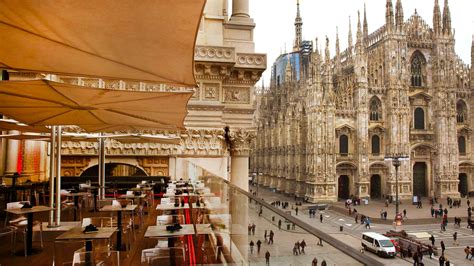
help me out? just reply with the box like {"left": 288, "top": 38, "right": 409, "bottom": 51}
{"left": 438, "top": 254, "right": 445, "bottom": 265}
{"left": 252, "top": 223, "right": 256, "bottom": 235}
{"left": 321, "top": 260, "right": 327, "bottom": 266}
{"left": 355, "top": 213, "right": 359, "bottom": 223}
{"left": 312, "top": 257, "right": 318, "bottom": 266}
{"left": 278, "top": 219, "right": 282, "bottom": 230}
{"left": 269, "top": 230, "right": 274, "bottom": 245}
{"left": 431, "top": 206, "right": 435, "bottom": 217}
{"left": 365, "top": 217, "right": 371, "bottom": 229}
{"left": 300, "top": 239, "right": 306, "bottom": 254}
{"left": 257, "top": 240, "right": 262, "bottom": 254}
{"left": 320, "top": 213, "right": 323, "bottom": 223}
{"left": 440, "top": 240, "right": 446, "bottom": 255}
{"left": 264, "top": 230, "right": 267, "bottom": 242}
{"left": 265, "top": 251, "right": 271, "bottom": 265}
{"left": 464, "top": 246, "right": 470, "bottom": 259}
{"left": 428, "top": 245, "right": 433, "bottom": 259}
{"left": 249, "top": 240, "right": 254, "bottom": 254}
{"left": 453, "top": 232, "right": 458, "bottom": 246}
{"left": 403, "top": 209, "right": 407, "bottom": 219}
{"left": 295, "top": 206, "right": 298, "bottom": 216}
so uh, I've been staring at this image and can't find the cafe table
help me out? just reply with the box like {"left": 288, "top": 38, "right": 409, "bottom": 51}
{"left": 99, "top": 204, "right": 137, "bottom": 251}
{"left": 56, "top": 227, "right": 116, "bottom": 264}
{"left": 64, "top": 192, "right": 91, "bottom": 221}
{"left": 156, "top": 203, "right": 190, "bottom": 211}
{"left": 5, "top": 205, "right": 52, "bottom": 255}
{"left": 56, "top": 226, "right": 116, "bottom": 251}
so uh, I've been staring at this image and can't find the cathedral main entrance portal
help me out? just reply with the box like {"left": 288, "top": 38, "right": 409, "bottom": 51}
{"left": 338, "top": 175, "right": 350, "bottom": 200}
{"left": 413, "top": 162, "right": 427, "bottom": 197}
{"left": 370, "top": 175, "right": 382, "bottom": 199}
{"left": 459, "top": 173, "right": 468, "bottom": 196}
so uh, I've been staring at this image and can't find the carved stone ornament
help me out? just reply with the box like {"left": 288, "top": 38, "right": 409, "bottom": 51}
{"left": 229, "top": 128, "right": 256, "bottom": 156}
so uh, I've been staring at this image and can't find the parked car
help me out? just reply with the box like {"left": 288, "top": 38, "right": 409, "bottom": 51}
{"left": 361, "top": 232, "right": 396, "bottom": 258}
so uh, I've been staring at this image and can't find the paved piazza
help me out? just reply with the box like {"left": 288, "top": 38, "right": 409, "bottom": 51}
{"left": 251, "top": 184, "right": 474, "bottom": 266}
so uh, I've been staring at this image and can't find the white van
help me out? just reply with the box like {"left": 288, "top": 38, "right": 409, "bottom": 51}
{"left": 361, "top": 232, "right": 396, "bottom": 258}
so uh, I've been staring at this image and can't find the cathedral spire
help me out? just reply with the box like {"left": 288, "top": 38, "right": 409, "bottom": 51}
{"left": 363, "top": 4, "right": 368, "bottom": 40}
{"left": 336, "top": 27, "right": 340, "bottom": 57}
{"left": 385, "top": 0, "right": 394, "bottom": 32}
{"left": 395, "top": 0, "right": 404, "bottom": 32}
{"left": 471, "top": 35, "right": 474, "bottom": 70}
{"left": 433, "top": 0, "right": 442, "bottom": 36}
{"left": 293, "top": 0, "right": 303, "bottom": 51}
{"left": 356, "top": 11, "right": 363, "bottom": 44}
{"left": 348, "top": 16, "right": 353, "bottom": 55}
{"left": 324, "top": 36, "right": 330, "bottom": 64}
{"left": 442, "top": 0, "right": 452, "bottom": 36}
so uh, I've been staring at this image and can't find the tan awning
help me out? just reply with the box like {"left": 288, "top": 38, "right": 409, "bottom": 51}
{"left": 0, "top": 79, "right": 192, "bottom": 132}
{"left": 0, "top": 133, "right": 49, "bottom": 141}
{"left": 0, "top": 118, "right": 49, "bottom": 133}
{"left": 0, "top": 0, "right": 205, "bottom": 87}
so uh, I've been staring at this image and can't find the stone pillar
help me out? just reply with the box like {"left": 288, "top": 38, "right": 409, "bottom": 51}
{"left": 229, "top": 128, "right": 254, "bottom": 192}
{"left": 231, "top": 0, "right": 249, "bottom": 19}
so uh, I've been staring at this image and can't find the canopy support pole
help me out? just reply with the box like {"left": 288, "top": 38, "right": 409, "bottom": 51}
{"left": 98, "top": 137, "right": 106, "bottom": 199}
{"left": 55, "top": 126, "right": 62, "bottom": 226}
{"left": 48, "top": 126, "right": 56, "bottom": 227}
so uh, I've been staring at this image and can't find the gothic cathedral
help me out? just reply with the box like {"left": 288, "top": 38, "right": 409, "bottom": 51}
{"left": 252, "top": 0, "right": 474, "bottom": 202}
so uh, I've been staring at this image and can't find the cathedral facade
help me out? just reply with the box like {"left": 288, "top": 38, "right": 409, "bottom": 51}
{"left": 252, "top": 0, "right": 474, "bottom": 202}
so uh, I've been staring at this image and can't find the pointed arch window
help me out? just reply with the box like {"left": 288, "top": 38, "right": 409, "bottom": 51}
{"left": 411, "top": 52, "right": 426, "bottom": 87}
{"left": 371, "top": 135, "right": 381, "bottom": 155}
{"left": 370, "top": 97, "right": 382, "bottom": 121}
{"left": 339, "top": 134, "right": 349, "bottom": 155}
{"left": 414, "top": 107, "right": 425, "bottom": 130}
{"left": 457, "top": 100, "right": 467, "bottom": 123}
{"left": 458, "top": 136, "right": 466, "bottom": 155}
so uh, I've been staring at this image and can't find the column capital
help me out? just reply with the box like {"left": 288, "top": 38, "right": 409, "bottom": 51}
{"left": 229, "top": 128, "right": 255, "bottom": 157}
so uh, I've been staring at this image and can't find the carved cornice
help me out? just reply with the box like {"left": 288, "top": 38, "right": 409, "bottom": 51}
{"left": 61, "top": 129, "right": 227, "bottom": 157}
{"left": 194, "top": 45, "right": 235, "bottom": 63}
{"left": 235, "top": 53, "right": 266, "bottom": 70}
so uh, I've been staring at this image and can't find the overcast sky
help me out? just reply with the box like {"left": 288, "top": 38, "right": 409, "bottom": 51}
{"left": 249, "top": 0, "right": 474, "bottom": 85}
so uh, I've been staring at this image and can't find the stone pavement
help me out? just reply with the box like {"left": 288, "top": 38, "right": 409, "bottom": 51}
{"left": 250, "top": 184, "right": 474, "bottom": 266}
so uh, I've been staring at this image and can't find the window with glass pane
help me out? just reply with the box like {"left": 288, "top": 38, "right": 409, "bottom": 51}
{"left": 371, "top": 135, "right": 380, "bottom": 155}
{"left": 339, "top": 135, "right": 348, "bottom": 155}
{"left": 414, "top": 108, "right": 425, "bottom": 129}
{"left": 458, "top": 136, "right": 466, "bottom": 155}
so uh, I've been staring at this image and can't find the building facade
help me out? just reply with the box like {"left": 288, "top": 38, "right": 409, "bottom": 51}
{"left": 0, "top": 0, "right": 266, "bottom": 191}
{"left": 252, "top": 0, "right": 474, "bottom": 202}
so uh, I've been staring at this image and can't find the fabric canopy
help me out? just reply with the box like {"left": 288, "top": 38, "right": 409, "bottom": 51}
{"left": 0, "top": 118, "right": 49, "bottom": 133}
{"left": 0, "top": 79, "right": 193, "bottom": 132}
{"left": 0, "top": 133, "right": 49, "bottom": 141}
{"left": 0, "top": 0, "right": 205, "bottom": 87}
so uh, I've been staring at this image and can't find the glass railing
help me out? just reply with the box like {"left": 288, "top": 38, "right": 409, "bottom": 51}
{"left": 175, "top": 175, "right": 382, "bottom": 265}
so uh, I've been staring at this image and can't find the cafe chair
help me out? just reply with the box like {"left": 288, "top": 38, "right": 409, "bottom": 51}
{"left": 0, "top": 226, "right": 17, "bottom": 254}
{"left": 141, "top": 247, "right": 185, "bottom": 266}
{"left": 72, "top": 250, "right": 120, "bottom": 265}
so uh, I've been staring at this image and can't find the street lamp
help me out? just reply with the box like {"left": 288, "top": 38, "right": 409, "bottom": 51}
{"left": 384, "top": 154, "right": 409, "bottom": 224}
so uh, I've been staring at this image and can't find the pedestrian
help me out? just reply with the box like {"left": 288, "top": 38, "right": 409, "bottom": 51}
{"left": 355, "top": 213, "right": 359, "bottom": 223}
{"left": 257, "top": 239, "right": 262, "bottom": 254}
{"left": 312, "top": 257, "right": 318, "bottom": 266}
{"left": 470, "top": 247, "right": 474, "bottom": 260}
{"left": 320, "top": 213, "right": 323, "bottom": 223}
{"left": 441, "top": 240, "right": 446, "bottom": 255}
{"left": 413, "top": 251, "right": 419, "bottom": 265}
{"left": 468, "top": 199, "right": 471, "bottom": 207}
{"left": 278, "top": 219, "right": 282, "bottom": 230}
{"left": 464, "top": 246, "right": 470, "bottom": 259}
{"left": 248, "top": 224, "right": 252, "bottom": 235}
{"left": 445, "top": 258, "right": 450, "bottom": 266}
{"left": 365, "top": 217, "right": 371, "bottom": 229}
{"left": 264, "top": 230, "right": 267, "bottom": 242}
{"left": 252, "top": 223, "right": 256, "bottom": 235}
{"left": 453, "top": 232, "right": 458, "bottom": 246}
{"left": 249, "top": 240, "right": 254, "bottom": 254}
{"left": 439, "top": 254, "right": 445, "bottom": 265}
{"left": 269, "top": 230, "right": 274, "bottom": 244}
{"left": 431, "top": 206, "right": 435, "bottom": 217}
{"left": 321, "top": 260, "right": 327, "bottom": 266}
{"left": 295, "top": 206, "right": 298, "bottom": 216}
{"left": 296, "top": 241, "right": 301, "bottom": 254}
{"left": 293, "top": 244, "right": 298, "bottom": 256}
{"left": 300, "top": 239, "right": 306, "bottom": 254}
{"left": 380, "top": 209, "right": 384, "bottom": 219}
{"left": 384, "top": 211, "right": 388, "bottom": 220}
{"left": 403, "top": 209, "right": 407, "bottom": 219}
{"left": 428, "top": 245, "right": 433, "bottom": 259}
{"left": 265, "top": 250, "right": 270, "bottom": 265}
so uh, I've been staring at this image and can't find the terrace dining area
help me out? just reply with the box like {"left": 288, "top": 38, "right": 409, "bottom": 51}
{"left": 0, "top": 177, "right": 237, "bottom": 265}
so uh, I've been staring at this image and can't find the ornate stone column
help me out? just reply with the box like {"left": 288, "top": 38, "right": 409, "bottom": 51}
{"left": 229, "top": 128, "right": 254, "bottom": 192}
